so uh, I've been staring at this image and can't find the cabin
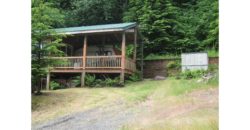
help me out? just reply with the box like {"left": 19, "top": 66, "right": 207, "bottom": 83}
{"left": 46, "top": 22, "right": 141, "bottom": 89}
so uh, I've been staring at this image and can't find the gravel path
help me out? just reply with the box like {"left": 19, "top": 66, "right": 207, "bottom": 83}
{"left": 32, "top": 101, "right": 137, "bottom": 130}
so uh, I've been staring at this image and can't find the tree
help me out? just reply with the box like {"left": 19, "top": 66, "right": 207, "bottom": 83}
{"left": 32, "top": 0, "right": 65, "bottom": 94}
{"left": 62, "top": 0, "right": 128, "bottom": 26}
{"left": 124, "top": 0, "right": 182, "bottom": 55}
{"left": 203, "top": 0, "right": 218, "bottom": 50}
{"left": 124, "top": 0, "right": 219, "bottom": 56}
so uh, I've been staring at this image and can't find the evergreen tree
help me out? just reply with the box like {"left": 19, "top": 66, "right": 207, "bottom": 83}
{"left": 32, "top": 0, "right": 65, "bottom": 94}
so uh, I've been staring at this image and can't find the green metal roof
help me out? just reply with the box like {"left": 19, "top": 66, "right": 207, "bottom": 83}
{"left": 54, "top": 22, "right": 137, "bottom": 34}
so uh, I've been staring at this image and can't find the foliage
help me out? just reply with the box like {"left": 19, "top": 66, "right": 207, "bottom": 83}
{"left": 85, "top": 74, "right": 96, "bottom": 87}
{"left": 50, "top": 81, "right": 61, "bottom": 90}
{"left": 167, "top": 61, "right": 181, "bottom": 69}
{"left": 208, "top": 64, "right": 219, "bottom": 73}
{"left": 115, "top": 44, "right": 135, "bottom": 58}
{"left": 178, "top": 70, "right": 208, "bottom": 79}
{"left": 124, "top": 0, "right": 218, "bottom": 56}
{"left": 145, "top": 53, "right": 180, "bottom": 60}
{"left": 128, "top": 71, "right": 141, "bottom": 82}
{"left": 124, "top": 0, "right": 183, "bottom": 55}
{"left": 207, "top": 49, "right": 219, "bottom": 57}
{"left": 32, "top": 0, "right": 65, "bottom": 94}
{"left": 72, "top": 76, "right": 81, "bottom": 87}
{"left": 55, "top": 0, "right": 128, "bottom": 26}
{"left": 37, "top": 0, "right": 218, "bottom": 58}
{"left": 84, "top": 74, "right": 120, "bottom": 87}
{"left": 104, "top": 77, "right": 120, "bottom": 86}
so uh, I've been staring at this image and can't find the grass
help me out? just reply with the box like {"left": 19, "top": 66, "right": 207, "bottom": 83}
{"left": 144, "top": 49, "right": 218, "bottom": 60}
{"left": 144, "top": 53, "right": 180, "bottom": 60}
{"left": 121, "top": 75, "right": 218, "bottom": 130}
{"left": 207, "top": 49, "right": 219, "bottom": 57}
{"left": 32, "top": 75, "right": 218, "bottom": 129}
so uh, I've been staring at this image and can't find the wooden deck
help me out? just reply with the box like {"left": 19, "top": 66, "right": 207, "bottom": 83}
{"left": 49, "top": 55, "right": 136, "bottom": 74}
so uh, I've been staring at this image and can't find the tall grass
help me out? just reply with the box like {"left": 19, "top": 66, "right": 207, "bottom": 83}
{"left": 206, "top": 49, "right": 219, "bottom": 57}
{"left": 144, "top": 49, "right": 219, "bottom": 60}
{"left": 145, "top": 53, "right": 180, "bottom": 60}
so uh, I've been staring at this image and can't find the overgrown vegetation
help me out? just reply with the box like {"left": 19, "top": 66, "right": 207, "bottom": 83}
{"left": 50, "top": 81, "right": 62, "bottom": 90}
{"left": 124, "top": 0, "right": 218, "bottom": 56}
{"left": 128, "top": 71, "right": 141, "bottom": 82}
{"left": 177, "top": 70, "right": 208, "bottom": 79}
{"left": 71, "top": 76, "right": 81, "bottom": 87}
{"left": 166, "top": 60, "right": 181, "bottom": 77}
{"left": 207, "top": 49, "right": 219, "bottom": 57}
{"left": 84, "top": 74, "right": 120, "bottom": 87}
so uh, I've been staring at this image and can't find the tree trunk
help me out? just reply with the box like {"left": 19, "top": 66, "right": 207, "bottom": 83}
{"left": 36, "top": 41, "right": 42, "bottom": 95}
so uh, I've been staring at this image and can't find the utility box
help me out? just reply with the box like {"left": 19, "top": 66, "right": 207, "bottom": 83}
{"left": 181, "top": 52, "right": 208, "bottom": 72}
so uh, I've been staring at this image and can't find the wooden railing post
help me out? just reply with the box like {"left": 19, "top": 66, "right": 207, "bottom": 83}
{"left": 120, "top": 32, "right": 126, "bottom": 85}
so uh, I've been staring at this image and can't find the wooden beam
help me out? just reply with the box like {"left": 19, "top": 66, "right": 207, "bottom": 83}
{"left": 46, "top": 73, "right": 50, "bottom": 90}
{"left": 83, "top": 35, "right": 87, "bottom": 69}
{"left": 120, "top": 32, "right": 126, "bottom": 85}
{"left": 133, "top": 27, "right": 137, "bottom": 62}
{"left": 81, "top": 35, "right": 88, "bottom": 87}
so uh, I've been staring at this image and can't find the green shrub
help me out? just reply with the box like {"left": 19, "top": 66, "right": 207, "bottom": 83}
{"left": 179, "top": 69, "right": 207, "bottom": 79}
{"left": 50, "top": 81, "right": 61, "bottom": 90}
{"left": 206, "top": 49, "right": 219, "bottom": 57}
{"left": 167, "top": 61, "right": 181, "bottom": 77}
{"left": 85, "top": 74, "right": 96, "bottom": 87}
{"left": 104, "top": 77, "right": 120, "bottom": 86}
{"left": 167, "top": 61, "right": 181, "bottom": 69}
{"left": 128, "top": 71, "right": 141, "bottom": 82}
{"left": 72, "top": 76, "right": 81, "bottom": 87}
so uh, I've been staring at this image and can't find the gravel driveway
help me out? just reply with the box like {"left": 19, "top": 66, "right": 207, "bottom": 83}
{"left": 32, "top": 101, "right": 137, "bottom": 130}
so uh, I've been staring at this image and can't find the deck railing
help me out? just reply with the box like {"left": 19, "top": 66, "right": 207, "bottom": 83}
{"left": 125, "top": 58, "right": 136, "bottom": 72}
{"left": 86, "top": 56, "right": 121, "bottom": 68}
{"left": 51, "top": 55, "right": 136, "bottom": 72}
{"left": 50, "top": 56, "right": 83, "bottom": 69}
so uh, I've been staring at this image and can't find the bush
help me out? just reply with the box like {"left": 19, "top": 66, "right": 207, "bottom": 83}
{"left": 128, "top": 71, "right": 141, "bottom": 82}
{"left": 50, "top": 81, "right": 61, "bottom": 90}
{"left": 104, "top": 77, "right": 120, "bottom": 86}
{"left": 178, "top": 69, "right": 208, "bottom": 79}
{"left": 84, "top": 74, "right": 120, "bottom": 87}
{"left": 85, "top": 74, "right": 96, "bottom": 87}
{"left": 167, "top": 61, "right": 181, "bottom": 69}
{"left": 167, "top": 61, "right": 181, "bottom": 77}
{"left": 72, "top": 76, "right": 81, "bottom": 87}
{"left": 206, "top": 49, "right": 219, "bottom": 57}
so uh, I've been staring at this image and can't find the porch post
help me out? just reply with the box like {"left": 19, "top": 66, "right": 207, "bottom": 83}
{"left": 81, "top": 71, "right": 86, "bottom": 87}
{"left": 133, "top": 27, "right": 137, "bottom": 62}
{"left": 120, "top": 32, "right": 126, "bottom": 85}
{"left": 83, "top": 35, "right": 87, "bottom": 69}
{"left": 46, "top": 72, "right": 50, "bottom": 90}
{"left": 81, "top": 35, "right": 87, "bottom": 87}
